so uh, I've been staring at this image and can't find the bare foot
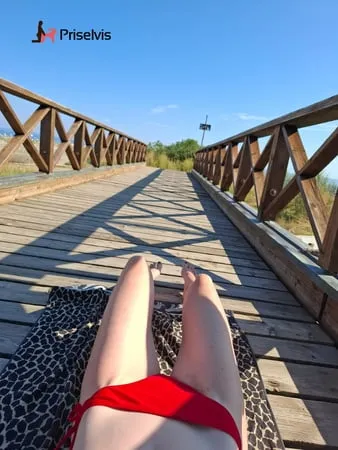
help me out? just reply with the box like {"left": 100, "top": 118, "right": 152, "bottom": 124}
{"left": 181, "top": 261, "right": 197, "bottom": 294}
{"left": 150, "top": 261, "right": 163, "bottom": 280}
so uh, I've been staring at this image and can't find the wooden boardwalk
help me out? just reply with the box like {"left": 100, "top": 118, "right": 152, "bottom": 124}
{"left": 0, "top": 166, "right": 337, "bottom": 448}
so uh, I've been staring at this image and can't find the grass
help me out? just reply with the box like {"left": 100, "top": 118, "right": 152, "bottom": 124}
{"left": 146, "top": 150, "right": 336, "bottom": 236}
{"left": 0, "top": 163, "right": 38, "bottom": 177}
{"left": 146, "top": 151, "right": 194, "bottom": 172}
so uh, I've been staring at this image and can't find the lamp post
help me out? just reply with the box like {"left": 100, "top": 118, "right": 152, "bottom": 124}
{"left": 199, "top": 115, "right": 211, "bottom": 147}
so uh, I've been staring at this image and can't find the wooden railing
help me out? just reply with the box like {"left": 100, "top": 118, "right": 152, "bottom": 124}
{"left": 194, "top": 97, "right": 338, "bottom": 274}
{"left": 0, "top": 79, "right": 147, "bottom": 174}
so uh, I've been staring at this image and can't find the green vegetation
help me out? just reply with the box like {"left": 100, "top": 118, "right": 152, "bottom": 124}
{"left": 146, "top": 139, "right": 199, "bottom": 171}
{"left": 230, "top": 173, "right": 336, "bottom": 235}
{"left": 0, "top": 163, "right": 37, "bottom": 177}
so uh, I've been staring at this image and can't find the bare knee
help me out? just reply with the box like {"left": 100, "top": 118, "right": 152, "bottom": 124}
{"left": 189, "top": 274, "right": 214, "bottom": 294}
{"left": 127, "top": 255, "right": 147, "bottom": 267}
{"left": 123, "top": 255, "right": 148, "bottom": 274}
{"left": 196, "top": 273, "right": 213, "bottom": 286}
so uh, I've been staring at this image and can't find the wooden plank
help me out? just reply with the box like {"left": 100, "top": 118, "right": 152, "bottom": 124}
{"left": 0, "top": 280, "right": 49, "bottom": 305}
{"left": 0, "top": 322, "right": 31, "bottom": 354}
{"left": 0, "top": 90, "right": 25, "bottom": 134}
{"left": 249, "top": 136, "right": 265, "bottom": 206}
{"left": 263, "top": 177, "right": 299, "bottom": 220}
{"left": 74, "top": 120, "right": 85, "bottom": 169}
{"left": 0, "top": 216, "right": 266, "bottom": 264}
{"left": 259, "top": 359, "right": 338, "bottom": 401}
{"left": 235, "top": 313, "right": 332, "bottom": 344}
{"left": 0, "top": 164, "right": 144, "bottom": 205}
{"left": 0, "top": 210, "right": 258, "bottom": 254}
{"left": 320, "top": 296, "right": 338, "bottom": 344}
{"left": 285, "top": 125, "right": 329, "bottom": 247}
{"left": 248, "top": 335, "right": 338, "bottom": 366}
{"left": 0, "top": 240, "right": 287, "bottom": 291}
{"left": 301, "top": 126, "right": 338, "bottom": 178}
{"left": 259, "top": 126, "right": 290, "bottom": 221}
{"left": 0, "top": 230, "right": 277, "bottom": 279}
{"left": 0, "top": 253, "right": 295, "bottom": 303}
{"left": 254, "top": 133, "right": 274, "bottom": 171}
{"left": 0, "top": 300, "right": 43, "bottom": 325}
{"left": 3, "top": 198, "right": 243, "bottom": 237}
{"left": 40, "top": 108, "right": 56, "bottom": 173}
{"left": 222, "top": 297, "right": 312, "bottom": 322}
{"left": 319, "top": 191, "right": 338, "bottom": 273}
{"left": 234, "top": 137, "right": 252, "bottom": 200}
{"left": 268, "top": 395, "right": 338, "bottom": 447}
{"left": 0, "top": 279, "right": 310, "bottom": 324}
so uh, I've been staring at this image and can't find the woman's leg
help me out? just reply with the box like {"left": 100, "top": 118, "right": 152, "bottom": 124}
{"left": 80, "top": 255, "right": 161, "bottom": 403}
{"left": 172, "top": 263, "right": 247, "bottom": 448}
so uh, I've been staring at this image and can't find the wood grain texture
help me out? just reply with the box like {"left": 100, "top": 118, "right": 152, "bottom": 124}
{"left": 268, "top": 395, "right": 338, "bottom": 447}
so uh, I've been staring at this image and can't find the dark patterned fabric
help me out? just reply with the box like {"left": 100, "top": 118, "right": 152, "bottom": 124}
{"left": 0, "top": 286, "right": 285, "bottom": 450}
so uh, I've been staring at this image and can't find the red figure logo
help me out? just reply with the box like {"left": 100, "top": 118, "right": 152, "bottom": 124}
{"left": 32, "top": 20, "right": 57, "bottom": 43}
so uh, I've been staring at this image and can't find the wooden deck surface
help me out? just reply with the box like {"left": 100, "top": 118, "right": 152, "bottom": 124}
{"left": 0, "top": 166, "right": 337, "bottom": 448}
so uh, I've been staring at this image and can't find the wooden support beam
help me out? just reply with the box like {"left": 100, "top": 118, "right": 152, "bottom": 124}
{"left": 40, "top": 108, "right": 56, "bottom": 173}
{"left": 212, "top": 147, "right": 222, "bottom": 185}
{"left": 207, "top": 148, "right": 215, "bottom": 180}
{"left": 94, "top": 128, "right": 103, "bottom": 167}
{"left": 319, "top": 191, "right": 338, "bottom": 273}
{"left": 74, "top": 121, "right": 85, "bottom": 169}
{"left": 263, "top": 177, "right": 298, "bottom": 220}
{"left": 259, "top": 126, "right": 290, "bottom": 220}
{"left": 300, "top": 127, "right": 338, "bottom": 178}
{"left": 234, "top": 137, "right": 252, "bottom": 200}
{"left": 0, "top": 91, "right": 25, "bottom": 134}
{"left": 285, "top": 125, "right": 328, "bottom": 249}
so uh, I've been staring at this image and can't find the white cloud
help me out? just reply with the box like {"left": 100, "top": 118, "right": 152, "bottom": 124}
{"left": 146, "top": 121, "right": 172, "bottom": 128}
{"left": 234, "top": 113, "right": 269, "bottom": 121}
{"left": 151, "top": 104, "right": 179, "bottom": 114}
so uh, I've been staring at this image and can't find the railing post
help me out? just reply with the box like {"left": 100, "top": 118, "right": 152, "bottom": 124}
{"left": 258, "top": 126, "right": 289, "bottom": 221}
{"left": 40, "top": 108, "right": 56, "bottom": 173}
{"left": 74, "top": 121, "right": 85, "bottom": 169}
{"left": 319, "top": 191, "right": 338, "bottom": 273}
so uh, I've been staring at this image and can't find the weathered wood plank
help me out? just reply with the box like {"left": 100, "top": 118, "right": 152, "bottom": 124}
{"left": 0, "top": 300, "right": 43, "bottom": 324}
{"left": 0, "top": 254, "right": 296, "bottom": 303}
{"left": 268, "top": 394, "right": 338, "bottom": 447}
{"left": 259, "top": 359, "right": 338, "bottom": 401}
{"left": 249, "top": 335, "right": 338, "bottom": 366}
{"left": 0, "top": 322, "right": 31, "bottom": 354}
{"left": 0, "top": 229, "right": 275, "bottom": 279}
{"left": 0, "top": 242, "right": 287, "bottom": 292}
{"left": 0, "top": 216, "right": 267, "bottom": 263}
{"left": 236, "top": 313, "right": 332, "bottom": 344}
{"left": 0, "top": 224, "right": 269, "bottom": 270}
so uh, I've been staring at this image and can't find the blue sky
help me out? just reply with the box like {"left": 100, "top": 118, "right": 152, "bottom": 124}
{"left": 1, "top": 0, "right": 338, "bottom": 177}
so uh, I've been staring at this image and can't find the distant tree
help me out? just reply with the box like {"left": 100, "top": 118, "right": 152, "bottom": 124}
{"left": 147, "top": 141, "right": 166, "bottom": 153}
{"left": 147, "top": 139, "right": 200, "bottom": 161}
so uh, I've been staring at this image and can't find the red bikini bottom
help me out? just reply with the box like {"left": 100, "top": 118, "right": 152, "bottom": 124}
{"left": 54, "top": 374, "right": 241, "bottom": 449}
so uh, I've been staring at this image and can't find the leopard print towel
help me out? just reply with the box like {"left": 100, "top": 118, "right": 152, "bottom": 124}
{"left": 0, "top": 286, "right": 285, "bottom": 450}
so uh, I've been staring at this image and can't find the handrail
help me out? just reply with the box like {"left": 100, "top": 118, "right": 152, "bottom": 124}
{"left": 0, "top": 79, "right": 147, "bottom": 173}
{"left": 194, "top": 97, "right": 338, "bottom": 274}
